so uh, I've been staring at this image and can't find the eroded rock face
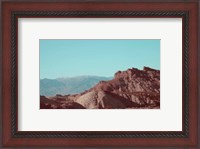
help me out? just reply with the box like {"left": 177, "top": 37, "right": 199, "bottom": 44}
{"left": 40, "top": 67, "right": 160, "bottom": 109}
{"left": 40, "top": 95, "right": 85, "bottom": 109}
{"left": 95, "top": 67, "right": 160, "bottom": 93}
{"left": 75, "top": 91, "right": 99, "bottom": 109}
{"left": 75, "top": 90, "right": 126, "bottom": 109}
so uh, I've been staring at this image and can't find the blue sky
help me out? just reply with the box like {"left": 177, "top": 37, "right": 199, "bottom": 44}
{"left": 40, "top": 39, "right": 160, "bottom": 79}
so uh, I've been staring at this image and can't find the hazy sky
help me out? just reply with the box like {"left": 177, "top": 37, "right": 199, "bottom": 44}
{"left": 40, "top": 39, "right": 160, "bottom": 79}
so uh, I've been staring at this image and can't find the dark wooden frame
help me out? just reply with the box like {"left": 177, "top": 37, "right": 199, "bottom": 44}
{"left": 1, "top": 0, "right": 199, "bottom": 148}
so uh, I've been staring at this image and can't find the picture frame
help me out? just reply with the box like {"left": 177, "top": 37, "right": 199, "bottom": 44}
{"left": 1, "top": 0, "right": 199, "bottom": 148}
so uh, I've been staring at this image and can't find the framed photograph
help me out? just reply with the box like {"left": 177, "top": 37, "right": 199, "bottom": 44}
{"left": 1, "top": 0, "right": 199, "bottom": 148}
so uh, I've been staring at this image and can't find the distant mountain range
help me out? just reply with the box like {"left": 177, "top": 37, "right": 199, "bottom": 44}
{"left": 40, "top": 76, "right": 112, "bottom": 96}
{"left": 40, "top": 67, "right": 160, "bottom": 109}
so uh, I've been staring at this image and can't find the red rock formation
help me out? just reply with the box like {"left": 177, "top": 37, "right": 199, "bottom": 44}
{"left": 40, "top": 67, "right": 160, "bottom": 109}
{"left": 40, "top": 95, "right": 85, "bottom": 109}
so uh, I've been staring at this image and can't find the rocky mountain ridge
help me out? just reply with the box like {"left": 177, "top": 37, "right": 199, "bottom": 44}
{"left": 40, "top": 76, "right": 112, "bottom": 96}
{"left": 40, "top": 67, "right": 160, "bottom": 109}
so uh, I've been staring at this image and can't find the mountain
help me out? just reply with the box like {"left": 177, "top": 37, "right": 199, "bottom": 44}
{"left": 40, "top": 76, "right": 112, "bottom": 96}
{"left": 40, "top": 67, "right": 160, "bottom": 109}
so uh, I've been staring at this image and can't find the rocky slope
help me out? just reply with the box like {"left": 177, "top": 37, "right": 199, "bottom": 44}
{"left": 40, "top": 67, "right": 160, "bottom": 109}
